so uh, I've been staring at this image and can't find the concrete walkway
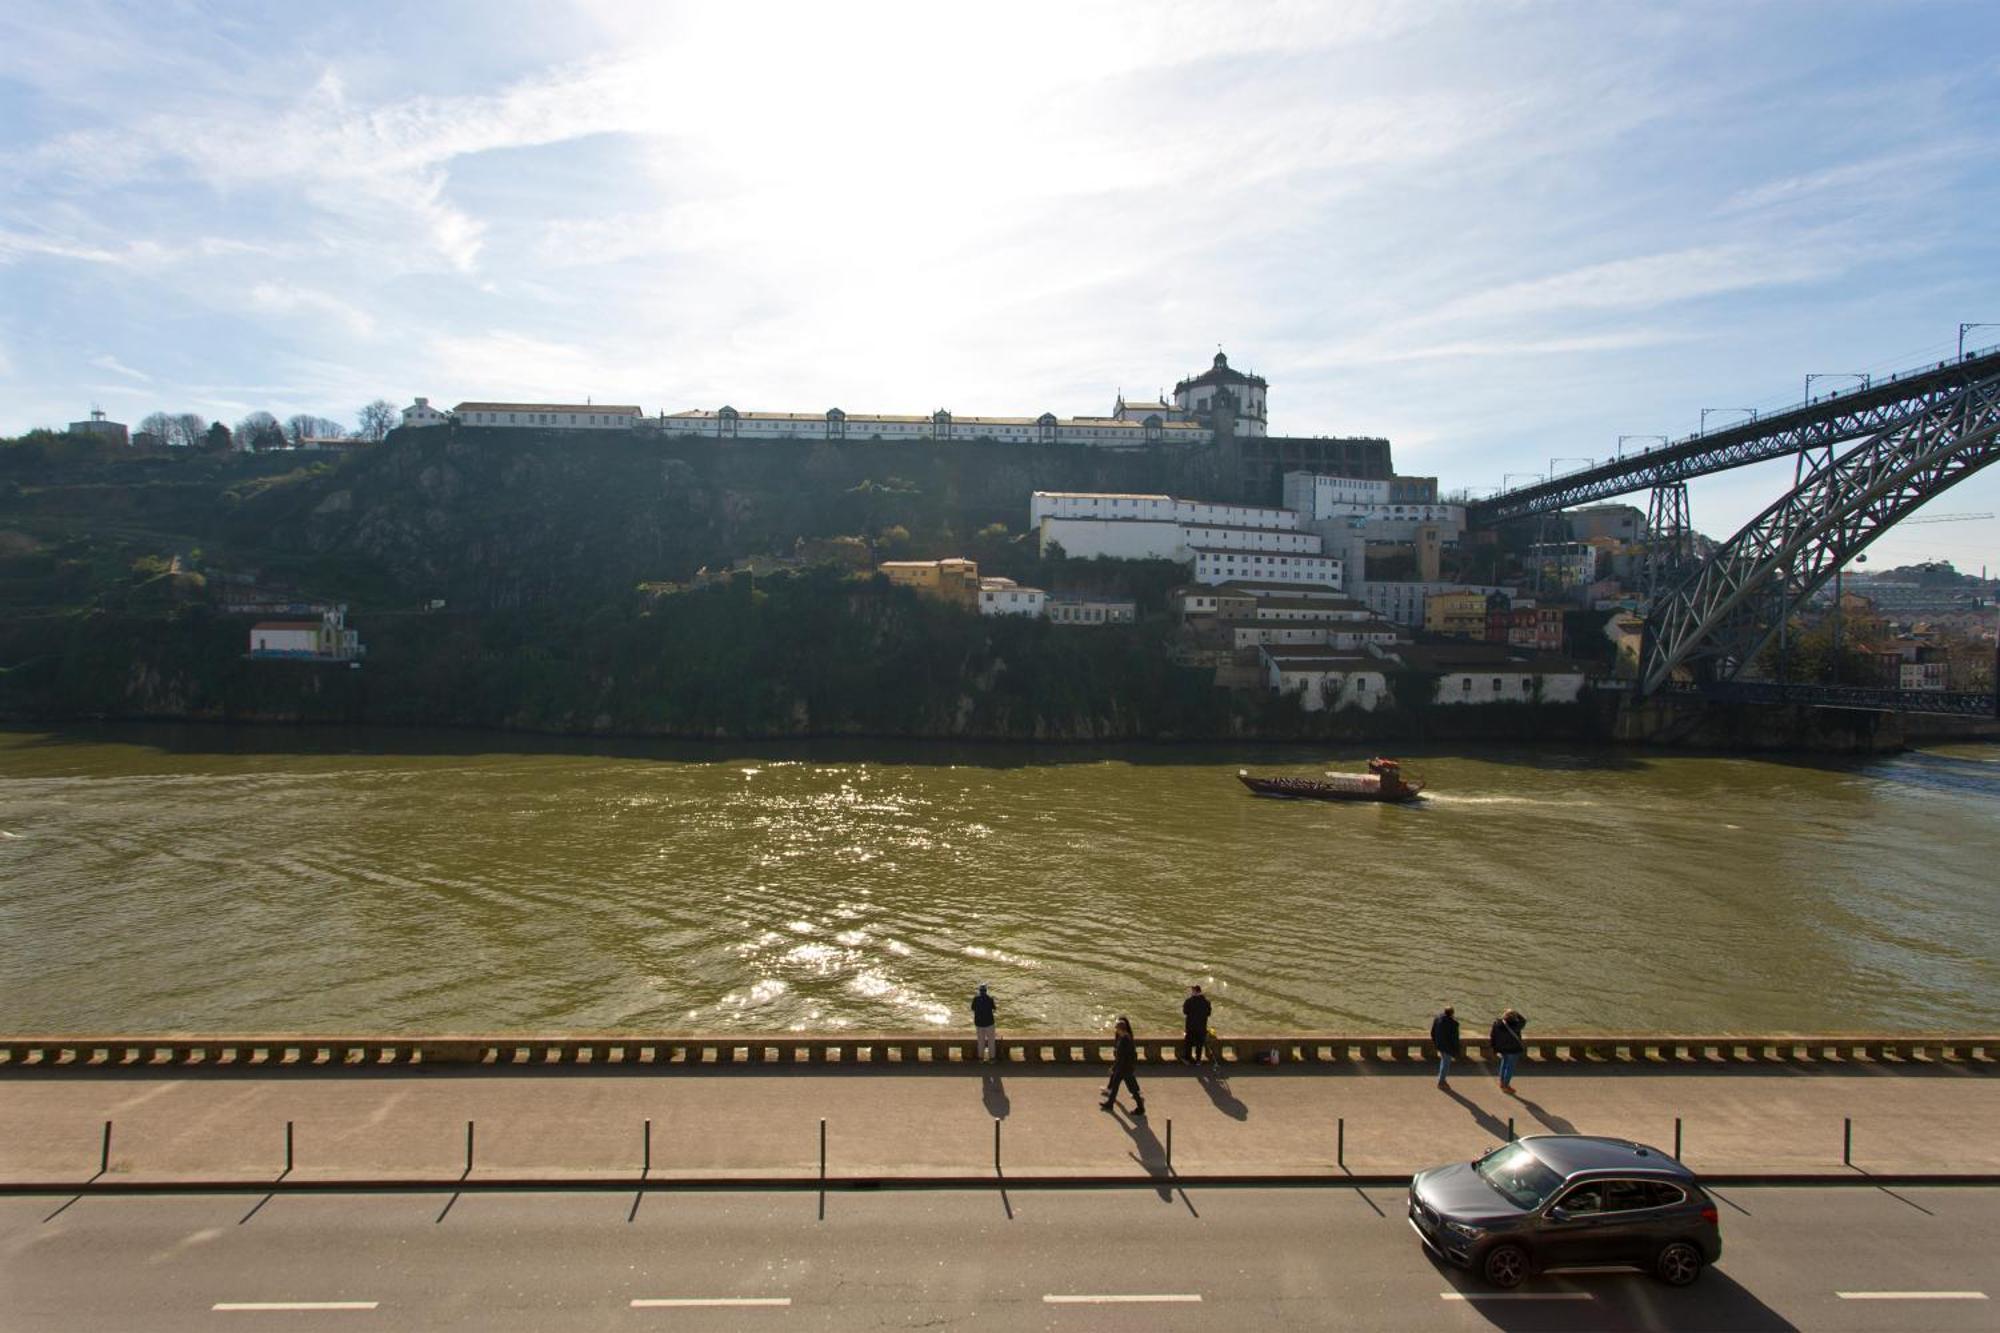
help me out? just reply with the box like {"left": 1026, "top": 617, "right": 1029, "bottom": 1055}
{"left": 4, "top": 1061, "right": 1995, "bottom": 1185}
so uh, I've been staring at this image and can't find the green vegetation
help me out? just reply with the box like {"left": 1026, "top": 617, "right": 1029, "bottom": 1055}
{"left": 0, "top": 425, "right": 1604, "bottom": 741}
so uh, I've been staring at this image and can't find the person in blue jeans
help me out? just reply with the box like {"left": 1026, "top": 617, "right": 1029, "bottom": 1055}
{"left": 1430, "top": 1006, "right": 1461, "bottom": 1088}
{"left": 1490, "top": 1008, "right": 1527, "bottom": 1093}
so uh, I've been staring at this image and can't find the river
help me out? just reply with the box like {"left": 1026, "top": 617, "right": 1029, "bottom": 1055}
{"left": 2, "top": 726, "right": 1996, "bottom": 1036}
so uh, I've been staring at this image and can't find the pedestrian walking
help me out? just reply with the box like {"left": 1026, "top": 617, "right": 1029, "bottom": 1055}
{"left": 1100, "top": 1016, "right": 1146, "bottom": 1116}
{"left": 1430, "top": 1005, "right": 1461, "bottom": 1088}
{"left": 1181, "top": 985, "right": 1213, "bottom": 1065}
{"left": 1491, "top": 1008, "right": 1527, "bottom": 1093}
{"left": 971, "top": 984, "right": 998, "bottom": 1063}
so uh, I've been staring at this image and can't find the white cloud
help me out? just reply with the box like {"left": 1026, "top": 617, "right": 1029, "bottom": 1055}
{"left": 247, "top": 283, "right": 376, "bottom": 338}
{"left": 89, "top": 354, "right": 152, "bottom": 383}
{"left": 1423, "top": 243, "right": 1847, "bottom": 327}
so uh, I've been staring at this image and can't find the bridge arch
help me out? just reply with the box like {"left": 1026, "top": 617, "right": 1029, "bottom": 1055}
{"left": 1641, "top": 369, "right": 2000, "bottom": 695}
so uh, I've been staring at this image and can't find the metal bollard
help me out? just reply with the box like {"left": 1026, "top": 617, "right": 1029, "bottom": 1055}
{"left": 100, "top": 1120, "right": 112, "bottom": 1175}
{"left": 1166, "top": 1118, "right": 1173, "bottom": 1171}
{"left": 1507, "top": 1115, "right": 1515, "bottom": 1142}
{"left": 643, "top": 1118, "right": 651, "bottom": 1174}
{"left": 819, "top": 1118, "right": 827, "bottom": 1182}
{"left": 285, "top": 1120, "right": 294, "bottom": 1174}
{"left": 1843, "top": 1116, "right": 1852, "bottom": 1166}
{"left": 993, "top": 1119, "right": 1001, "bottom": 1173}
{"left": 465, "top": 1120, "right": 475, "bottom": 1175}
{"left": 1673, "top": 1116, "right": 1682, "bottom": 1160}
{"left": 1337, "top": 1117, "right": 1345, "bottom": 1169}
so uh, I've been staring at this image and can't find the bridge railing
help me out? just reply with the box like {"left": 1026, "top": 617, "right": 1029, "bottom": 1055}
{"left": 2, "top": 1033, "right": 1993, "bottom": 1071}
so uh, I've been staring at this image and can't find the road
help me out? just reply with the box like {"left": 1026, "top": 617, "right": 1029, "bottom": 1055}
{"left": 3, "top": 1185, "right": 1993, "bottom": 1330}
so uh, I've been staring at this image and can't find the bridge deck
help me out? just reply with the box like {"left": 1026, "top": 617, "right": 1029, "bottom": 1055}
{"left": 1468, "top": 345, "right": 2000, "bottom": 523}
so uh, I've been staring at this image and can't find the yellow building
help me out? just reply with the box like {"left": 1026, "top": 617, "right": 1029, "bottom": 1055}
{"left": 1424, "top": 589, "right": 1491, "bottom": 638}
{"left": 878, "top": 558, "right": 981, "bottom": 608}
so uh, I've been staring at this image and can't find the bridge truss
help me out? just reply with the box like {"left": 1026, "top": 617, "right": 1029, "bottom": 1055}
{"left": 1467, "top": 347, "right": 2000, "bottom": 525}
{"left": 1640, "top": 364, "right": 2000, "bottom": 695}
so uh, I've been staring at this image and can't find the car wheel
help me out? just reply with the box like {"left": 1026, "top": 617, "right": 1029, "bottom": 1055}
{"left": 1482, "top": 1243, "right": 1529, "bottom": 1289}
{"left": 1655, "top": 1241, "right": 1703, "bottom": 1287}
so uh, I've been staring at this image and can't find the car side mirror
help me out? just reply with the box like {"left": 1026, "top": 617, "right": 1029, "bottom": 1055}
{"left": 1547, "top": 1207, "right": 1570, "bottom": 1222}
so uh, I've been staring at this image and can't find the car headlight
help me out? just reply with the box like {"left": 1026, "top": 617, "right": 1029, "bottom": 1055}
{"left": 1443, "top": 1220, "right": 1485, "bottom": 1240}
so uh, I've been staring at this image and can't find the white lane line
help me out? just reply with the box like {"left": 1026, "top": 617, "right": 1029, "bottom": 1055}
{"left": 1837, "top": 1291, "right": 1988, "bottom": 1300}
{"left": 1044, "top": 1294, "right": 1203, "bottom": 1304}
{"left": 1441, "top": 1292, "right": 1593, "bottom": 1301}
{"left": 630, "top": 1298, "right": 792, "bottom": 1308}
{"left": 211, "top": 1296, "right": 378, "bottom": 1304}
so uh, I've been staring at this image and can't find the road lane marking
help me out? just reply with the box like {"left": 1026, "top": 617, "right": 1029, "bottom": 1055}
{"left": 630, "top": 1298, "right": 792, "bottom": 1308}
{"left": 1044, "top": 1294, "right": 1202, "bottom": 1304}
{"left": 1837, "top": 1291, "right": 1988, "bottom": 1300}
{"left": 213, "top": 1303, "right": 379, "bottom": 1312}
{"left": 1441, "top": 1292, "right": 1593, "bottom": 1301}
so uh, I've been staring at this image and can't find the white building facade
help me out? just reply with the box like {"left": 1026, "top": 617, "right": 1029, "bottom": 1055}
{"left": 1191, "top": 548, "right": 1343, "bottom": 589}
{"left": 400, "top": 397, "right": 451, "bottom": 429}
{"left": 977, "top": 578, "right": 1048, "bottom": 617}
{"left": 457, "top": 402, "right": 644, "bottom": 430}
{"left": 1259, "top": 647, "right": 1389, "bottom": 712}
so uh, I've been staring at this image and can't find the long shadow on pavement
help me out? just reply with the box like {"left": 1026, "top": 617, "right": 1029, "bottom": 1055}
{"left": 1110, "top": 1107, "right": 1174, "bottom": 1204}
{"left": 1442, "top": 1085, "right": 1512, "bottom": 1141}
{"left": 980, "top": 1074, "right": 1010, "bottom": 1120}
{"left": 1196, "top": 1069, "right": 1247, "bottom": 1120}
{"left": 1512, "top": 1093, "right": 1576, "bottom": 1135}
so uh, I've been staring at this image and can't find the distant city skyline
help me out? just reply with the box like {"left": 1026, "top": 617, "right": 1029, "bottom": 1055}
{"left": 2, "top": 1, "right": 1997, "bottom": 569}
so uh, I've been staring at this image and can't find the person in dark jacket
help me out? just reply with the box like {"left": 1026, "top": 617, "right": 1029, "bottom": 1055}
{"left": 1490, "top": 1008, "right": 1527, "bottom": 1093}
{"left": 971, "top": 984, "right": 998, "bottom": 1063}
{"left": 1181, "top": 985, "right": 1213, "bottom": 1065}
{"left": 1100, "top": 1016, "right": 1145, "bottom": 1116}
{"left": 1430, "top": 1006, "right": 1461, "bottom": 1088}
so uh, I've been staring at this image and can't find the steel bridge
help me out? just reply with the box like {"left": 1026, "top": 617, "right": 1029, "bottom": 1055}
{"left": 1453, "top": 345, "right": 2000, "bottom": 706}
{"left": 1638, "top": 354, "right": 2000, "bottom": 696}
{"left": 1465, "top": 345, "right": 2000, "bottom": 525}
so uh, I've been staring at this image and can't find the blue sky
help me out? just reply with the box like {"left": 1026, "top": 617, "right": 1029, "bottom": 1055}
{"left": 3, "top": 0, "right": 1998, "bottom": 571}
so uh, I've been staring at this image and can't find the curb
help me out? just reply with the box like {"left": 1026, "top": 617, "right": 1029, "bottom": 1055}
{"left": 8, "top": 1171, "right": 1999, "bottom": 1197}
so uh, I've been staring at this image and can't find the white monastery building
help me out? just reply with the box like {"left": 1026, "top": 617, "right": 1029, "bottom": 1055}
{"left": 394, "top": 348, "right": 1270, "bottom": 448}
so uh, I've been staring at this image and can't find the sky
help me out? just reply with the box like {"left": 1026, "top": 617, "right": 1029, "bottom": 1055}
{"left": 2, "top": 0, "right": 1998, "bottom": 573}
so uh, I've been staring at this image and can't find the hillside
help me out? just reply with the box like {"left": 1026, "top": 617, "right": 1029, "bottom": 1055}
{"left": 0, "top": 427, "right": 1601, "bottom": 741}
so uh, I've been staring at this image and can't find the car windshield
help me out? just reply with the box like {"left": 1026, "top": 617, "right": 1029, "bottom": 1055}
{"left": 1473, "top": 1142, "right": 1565, "bottom": 1209}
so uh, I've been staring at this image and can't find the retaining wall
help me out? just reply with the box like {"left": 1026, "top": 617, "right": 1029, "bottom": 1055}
{"left": 3, "top": 1033, "right": 1994, "bottom": 1072}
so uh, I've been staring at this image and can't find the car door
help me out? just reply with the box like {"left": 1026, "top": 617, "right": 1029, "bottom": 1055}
{"left": 1538, "top": 1182, "right": 1611, "bottom": 1266}
{"left": 1586, "top": 1179, "right": 1662, "bottom": 1266}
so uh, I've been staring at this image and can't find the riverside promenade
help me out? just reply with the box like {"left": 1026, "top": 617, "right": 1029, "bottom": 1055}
{"left": 4, "top": 1033, "right": 1997, "bottom": 1189}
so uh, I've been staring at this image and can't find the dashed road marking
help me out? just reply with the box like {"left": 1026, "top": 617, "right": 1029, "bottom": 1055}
{"left": 1441, "top": 1292, "right": 1593, "bottom": 1301}
{"left": 631, "top": 1297, "right": 792, "bottom": 1308}
{"left": 213, "top": 1302, "right": 379, "bottom": 1312}
{"left": 1044, "top": 1294, "right": 1203, "bottom": 1304}
{"left": 1836, "top": 1291, "right": 1988, "bottom": 1301}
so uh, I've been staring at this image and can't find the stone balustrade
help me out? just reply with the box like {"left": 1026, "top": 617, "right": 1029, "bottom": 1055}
{"left": 0, "top": 1033, "right": 1993, "bottom": 1071}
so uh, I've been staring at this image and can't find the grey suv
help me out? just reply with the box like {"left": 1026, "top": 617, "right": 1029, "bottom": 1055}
{"left": 1408, "top": 1134, "right": 1721, "bottom": 1288}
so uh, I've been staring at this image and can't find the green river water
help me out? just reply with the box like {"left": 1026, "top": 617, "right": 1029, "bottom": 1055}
{"left": 1, "top": 726, "right": 1996, "bottom": 1035}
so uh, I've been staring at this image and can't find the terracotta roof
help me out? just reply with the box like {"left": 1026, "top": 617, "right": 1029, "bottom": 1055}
{"left": 252, "top": 620, "right": 321, "bottom": 630}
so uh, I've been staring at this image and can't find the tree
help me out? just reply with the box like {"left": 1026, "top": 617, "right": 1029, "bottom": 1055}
{"left": 357, "top": 399, "right": 397, "bottom": 442}
{"left": 236, "top": 412, "right": 284, "bottom": 451}
{"left": 284, "top": 414, "right": 346, "bottom": 446}
{"left": 138, "top": 411, "right": 176, "bottom": 446}
{"left": 203, "top": 422, "right": 234, "bottom": 452}
{"left": 171, "top": 412, "right": 208, "bottom": 450}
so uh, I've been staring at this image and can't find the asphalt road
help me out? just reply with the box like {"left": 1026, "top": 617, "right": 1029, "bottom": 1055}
{"left": 2, "top": 1185, "right": 1994, "bottom": 1330}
